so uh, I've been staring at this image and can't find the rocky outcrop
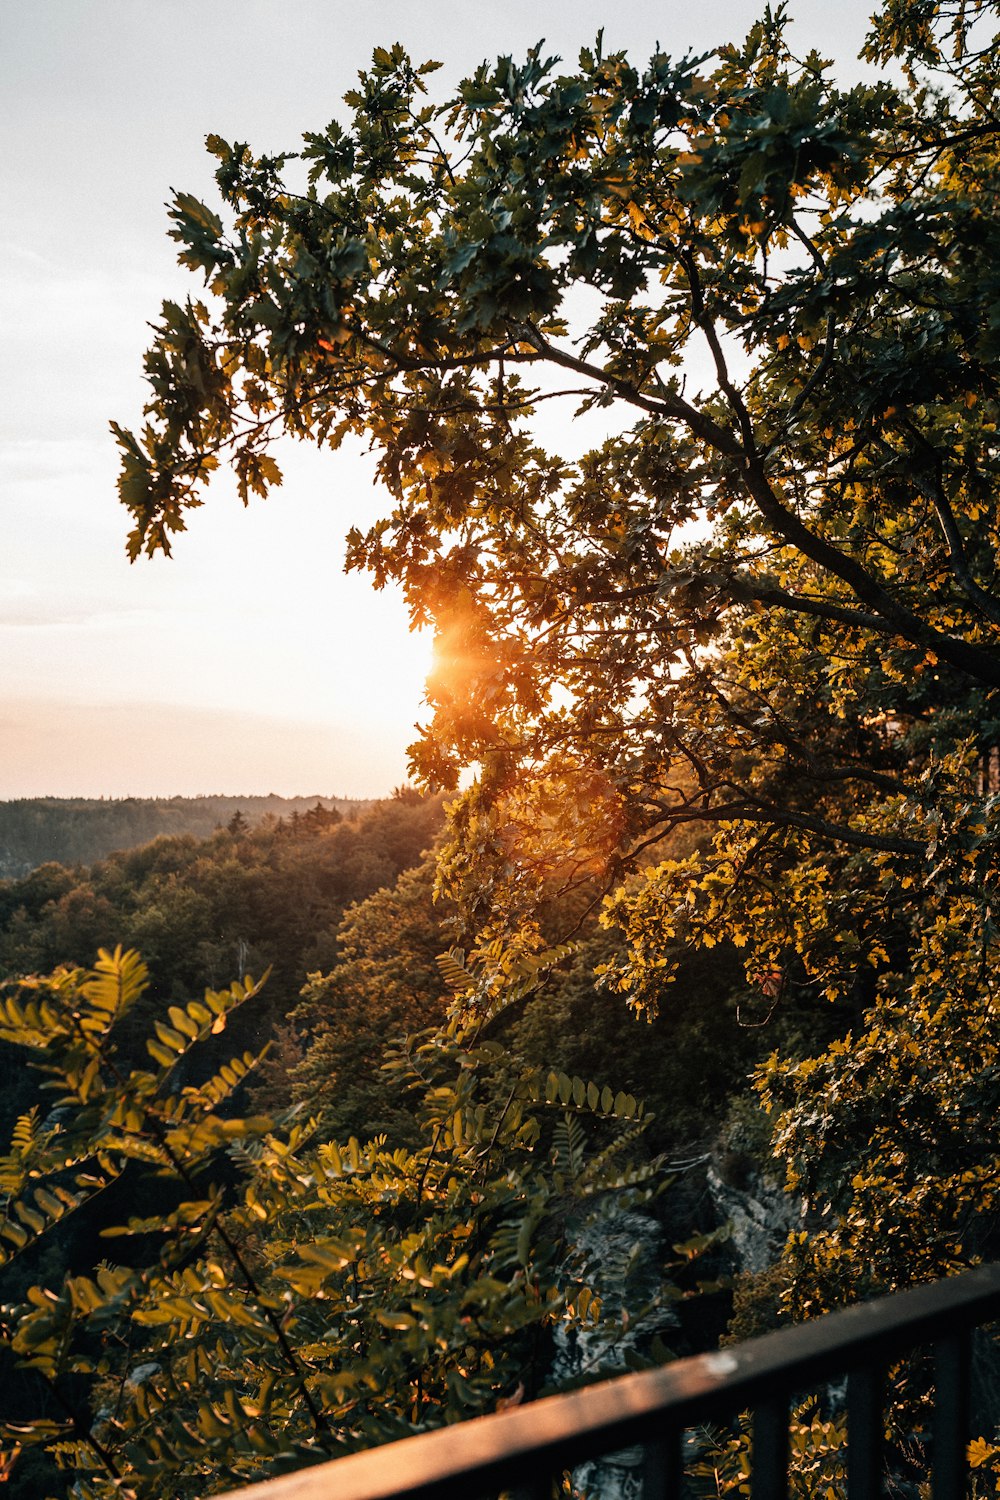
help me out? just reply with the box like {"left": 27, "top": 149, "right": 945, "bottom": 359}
{"left": 551, "top": 1208, "right": 679, "bottom": 1500}
{"left": 707, "top": 1164, "right": 799, "bottom": 1276}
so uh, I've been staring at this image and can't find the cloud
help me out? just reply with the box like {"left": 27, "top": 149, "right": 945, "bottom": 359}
{"left": 0, "top": 240, "right": 59, "bottom": 270}
{"left": 0, "top": 438, "right": 109, "bottom": 486}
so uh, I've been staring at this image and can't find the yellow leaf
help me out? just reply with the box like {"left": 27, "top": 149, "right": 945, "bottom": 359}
{"left": 968, "top": 1438, "right": 997, "bottom": 1468}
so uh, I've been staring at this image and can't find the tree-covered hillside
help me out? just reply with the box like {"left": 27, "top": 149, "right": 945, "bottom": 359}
{"left": 0, "top": 794, "right": 758, "bottom": 1498}
{"left": 0, "top": 792, "right": 446, "bottom": 1124}
{"left": 0, "top": 796, "right": 369, "bottom": 880}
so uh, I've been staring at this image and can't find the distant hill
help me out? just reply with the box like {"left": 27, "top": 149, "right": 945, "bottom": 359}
{"left": 0, "top": 795, "right": 370, "bottom": 877}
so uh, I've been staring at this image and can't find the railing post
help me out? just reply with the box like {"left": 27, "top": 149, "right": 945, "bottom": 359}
{"left": 847, "top": 1363, "right": 884, "bottom": 1496}
{"left": 641, "top": 1427, "right": 684, "bottom": 1499}
{"left": 752, "top": 1396, "right": 789, "bottom": 1499}
{"left": 933, "top": 1330, "right": 972, "bottom": 1500}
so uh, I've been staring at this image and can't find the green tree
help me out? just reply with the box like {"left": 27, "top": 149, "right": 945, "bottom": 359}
{"left": 0, "top": 795, "right": 445, "bottom": 1019}
{"left": 291, "top": 848, "right": 764, "bottom": 1159}
{"left": 289, "top": 850, "right": 452, "bottom": 1142}
{"left": 114, "top": 0, "right": 1000, "bottom": 1302}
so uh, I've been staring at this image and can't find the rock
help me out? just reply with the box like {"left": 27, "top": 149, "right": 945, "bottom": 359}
{"left": 706, "top": 1164, "right": 799, "bottom": 1276}
{"left": 550, "top": 1207, "right": 679, "bottom": 1499}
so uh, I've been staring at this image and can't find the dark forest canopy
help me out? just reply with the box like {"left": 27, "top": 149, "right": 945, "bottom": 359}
{"left": 0, "top": 792, "right": 444, "bottom": 1000}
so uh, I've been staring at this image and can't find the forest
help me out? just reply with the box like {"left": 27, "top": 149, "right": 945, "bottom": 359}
{"left": 2, "top": 0, "right": 1000, "bottom": 1493}
{"left": 0, "top": 797, "right": 367, "bottom": 881}
{"left": 0, "top": 789, "right": 776, "bottom": 1497}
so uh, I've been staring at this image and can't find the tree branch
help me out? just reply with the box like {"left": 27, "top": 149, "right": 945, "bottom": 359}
{"left": 501, "top": 326, "right": 1000, "bottom": 690}
{"left": 899, "top": 420, "right": 1000, "bottom": 628}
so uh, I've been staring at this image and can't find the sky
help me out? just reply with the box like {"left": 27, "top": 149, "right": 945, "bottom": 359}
{"left": 1, "top": 0, "right": 880, "bottom": 799}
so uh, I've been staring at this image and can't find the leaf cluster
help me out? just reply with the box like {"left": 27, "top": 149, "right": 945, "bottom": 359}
{"left": 0, "top": 947, "right": 701, "bottom": 1497}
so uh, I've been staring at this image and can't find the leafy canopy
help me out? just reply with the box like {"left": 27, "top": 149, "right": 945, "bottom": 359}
{"left": 114, "top": 0, "right": 1000, "bottom": 856}
{"left": 113, "top": 0, "right": 1000, "bottom": 1306}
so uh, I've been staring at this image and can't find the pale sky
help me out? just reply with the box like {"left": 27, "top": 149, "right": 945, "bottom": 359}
{"left": 2, "top": 0, "right": 878, "bottom": 798}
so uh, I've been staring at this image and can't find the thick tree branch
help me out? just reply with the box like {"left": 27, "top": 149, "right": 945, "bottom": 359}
{"left": 739, "top": 452, "right": 1000, "bottom": 686}
{"left": 708, "top": 571, "right": 887, "bottom": 633}
{"left": 900, "top": 420, "right": 1000, "bottom": 628}
{"left": 502, "top": 327, "right": 1000, "bottom": 689}
{"left": 744, "top": 801, "right": 924, "bottom": 855}
{"left": 511, "top": 321, "right": 744, "bottom": 459}
{"left": 638, "top": 788, "right": 925, "bottom": 856}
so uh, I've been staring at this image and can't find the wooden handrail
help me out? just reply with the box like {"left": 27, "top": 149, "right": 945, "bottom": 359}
{"left": 221, "top": 1264, "right": 1000, "bottom": 1500}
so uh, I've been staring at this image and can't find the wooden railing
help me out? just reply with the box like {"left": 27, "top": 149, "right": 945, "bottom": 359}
{"left": 223, "top": 1264, "right": 1000, "bottom": 1500}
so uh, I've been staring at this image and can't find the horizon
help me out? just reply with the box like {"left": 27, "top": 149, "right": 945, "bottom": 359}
{"left": 0, "top": 791, "right": 374, "bottom": 806}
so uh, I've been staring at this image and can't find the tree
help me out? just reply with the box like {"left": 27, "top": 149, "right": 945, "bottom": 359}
{"left": 0, "top": 948, "right": 686, "bottom": 1497}
{"left": 289, "top": 851, "right": 452, "bottom": 1143}
{"left": 115, "top": 0, "right": 999, "bottom": 1304}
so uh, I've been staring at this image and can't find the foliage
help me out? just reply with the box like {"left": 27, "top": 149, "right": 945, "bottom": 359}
{"left": 290, "top": 841, "right": 781, "bottom": 1158}
{"left": 112, "top": 0, "right": 1000, "bottom": 1312}
{"left": 688, "top": 1386, "right": 1000, "bottom": 1497}
{"left": 0, "top": 793, "right": 448, "bottom": 1226}
{"left": 509, "top": 928, "right": 771, "bottom": 1156}
{"left": 689, "top": 1405, "right": 849, "bottom": 1498}
{"left": 0, "top": 948, "right": 697, "bottom": 1497}
{"left": 289, "top": 850, "right": 452, "bottom": 1142}
{"left": 758, "top": 979, "right": 1000, "bottom": 1314}
{"left": 0, "top": 792, "right": 443, "bottom": 1016}
{"left": 968, "top": 1435, "right": 1000, "bottom": 1497}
